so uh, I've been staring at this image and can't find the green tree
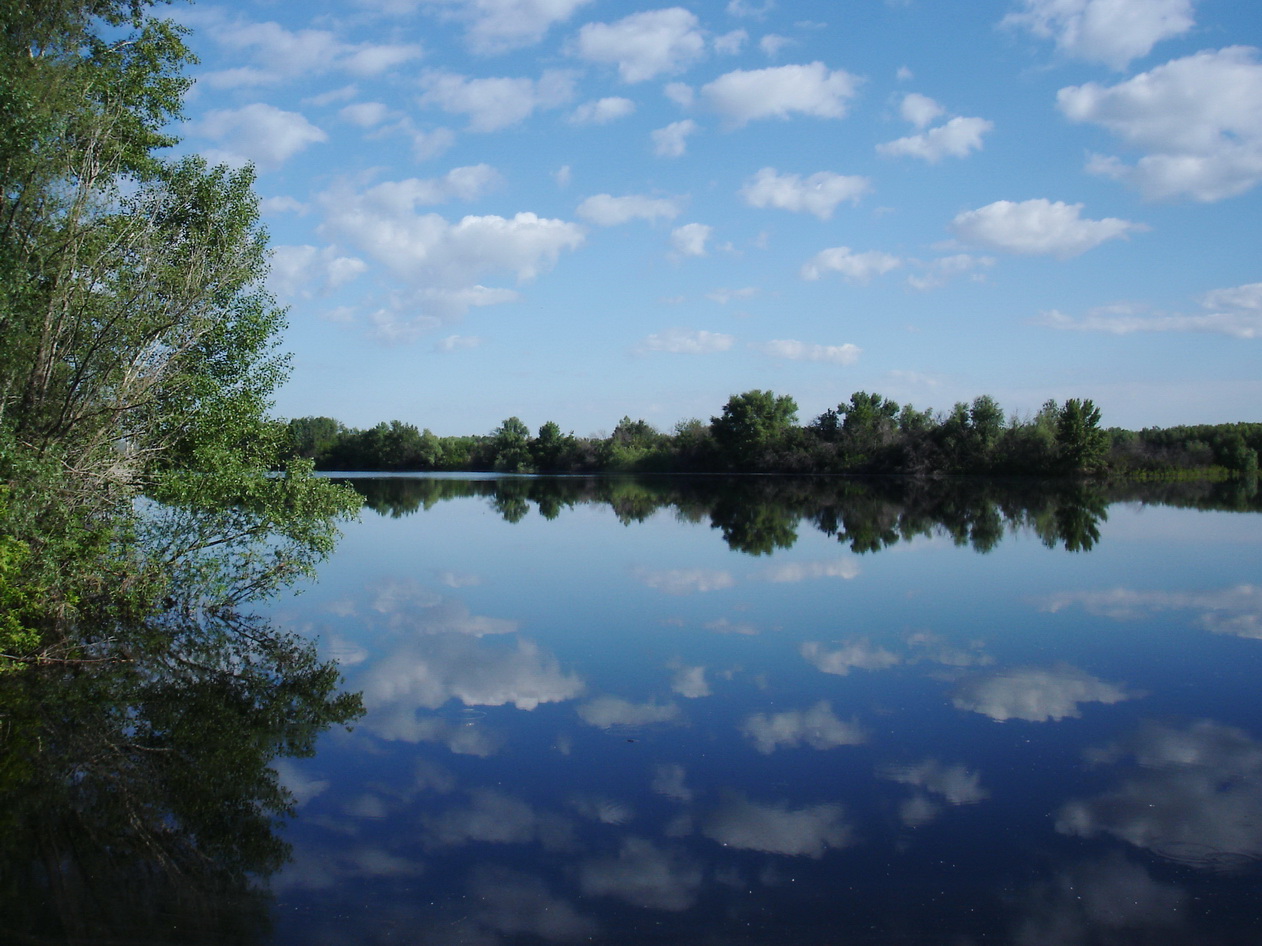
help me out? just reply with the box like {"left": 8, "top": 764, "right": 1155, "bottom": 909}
{"left": 491, "top": 417, "right": 533, "bottom": 472}
{"left": 0, "top": 1, "right": 355, "bottom": 659}
{"left": 1056, "top": 398, "right": 1108, "bottom": 474}
{"left": 710, "top": 390, "right": 799, "bottom": 468}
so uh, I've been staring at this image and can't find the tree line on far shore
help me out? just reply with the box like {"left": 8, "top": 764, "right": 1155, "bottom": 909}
{"left": 285, "top": 391, "right": 1261, "bottom": 479}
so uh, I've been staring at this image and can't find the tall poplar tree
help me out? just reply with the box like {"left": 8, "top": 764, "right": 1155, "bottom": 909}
{"left": 0, "top": 1, "right": 355, "bottom": 662}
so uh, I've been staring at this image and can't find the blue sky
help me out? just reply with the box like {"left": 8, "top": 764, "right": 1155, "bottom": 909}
{"left": 170, "top": 0, "right": 1261, "bottom": 436}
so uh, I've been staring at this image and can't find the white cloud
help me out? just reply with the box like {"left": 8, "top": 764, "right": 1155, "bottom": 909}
{"left": 1057, "top": 719, "right": 1262, "bottom": 869}
{"left": 197, "top": 15, "right": 422, "bottom": 86}
{"left": 760, "top": 559, "right": 860, "bottom": 582}
{"left": 760, "top": 34, "right": 793, "bottom": 57}
{"left": 899, "top": 92, "right": 945, "bottom": 128}
{"left": 269, "top": 245, "right": 367, "bottom": 299}
{"left": 741, "top": 701, "right": 867, "bottom": 754}
{"left": 800, "top": 639, "right": 901, "bottom": 675}
{"left": 635, "top": 565, "right": 736, "bottom": 592}
{"left": 193, "top": 103, "right": 327, "bottom": 170}
{"left": 753, "top": 339, "right": 862, "bottom": 365}
{"left": 652, "top": 763, "right": 694, "bottom": 802}
{"left": 670, "top": 223, "right": 712, "bottom": 257}
{"left": 577, "top": 696, "right": 682, "bottom": 729}
{"left": 569, "top": 96, "right": 636, "bottom": 125}
{"left": 419, "top": 69, "right": 576, "bottom": 131}
{"left": 578, "top": 837, "right": 702, "bottom": 911}
{"left": 577, "top": 193, "right": 683, "bottom": 226}
{"left": 701, "top": 62, "right": 862, "bottom": 127}
{"left": 339, "top": 101, "right": 393, "bottom": 127}
{"left": 878, "top": 115, "right": 993, "bottom": 162}
{"left": 636, "top": 328, "right": 736, "bottom": 355}
{"left": 800, "top": 246, "right": 902, "bottom": 282}
{"left": 907, "top": 253, "right": 996, "bottom": 290}
{"left": 467, "top": 867, "right": 599, "bottom": 943}
{"left": 418, "top": 0, "right": 593, "bottom": 54}
{"left": 740, "top": 167, "right": 872, "bottom": 219}
{"left": 434, "top": 334, "right": 483, "bottom": 352}
{"left": 1040, "top": 584, "right": 1262, "bottom": 637}
{"left": 670, "top": 664, "right": 710, "bottom": 698}
{"left": 1057, "top": 47, "right": 1262, "bottom": 201}
{"left": 652, "top": 119, "right": 698, "bottom": 157}
{"left": 953, "top": 664, "right": 1134, "bottom": 722}
{"left": 702, "top": 793, "right": 853, "bottom": 857}
{"left": 1003, "top": 0, "right": 1195, "bottom": 69}
{"left": 321, "top": 177, "right": 583, "bottom": 297}
{"left": 707, "top": 286, "right": 759, "bottom": 304}
{"left": 714, "top": 29, "right": 748, "bottom": 55}
{"left": 574, "top": 8, "right": 707, "bottom": 83}
{"left": 950, "top": 199, "right": 1142, "bottom": 258}
{"left": 425, "top": 789, "right": 574, "bottom": 848}
{"left": 879, "top": 759, "right": 990, "bottom": 805}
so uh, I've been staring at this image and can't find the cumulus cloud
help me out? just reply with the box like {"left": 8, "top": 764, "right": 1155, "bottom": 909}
{"left": 195, "top": 14, "right": 423, "bottom": 86}
{"left": 670, "top": 664, "right": 711, "bottom": 698}
{"left": 577, "top": 193, "right": 683, "bottom": 226}
{"left": 577, "top": 696, "right": 682, "bottom": 729}
{"left": 701, "top": 62, "right": 862, "bottom": 126}
{"left": 652, "top": 119, "right": 698, "bottom": 157}
{"left": 417, "top": 0, "right": 593, "bottom": 54}
{"left": 636, "top": 329, "right": 736, "bottom": 355}
{"left": 800, "top": 246, "right": 902, "bottom": 282}
{"left": 950, "top": 199, "right": 1142, "bottom": 258}
{"left": 652, "top": 763, "right": 694, "bottom": 802}
{"left": 1003, "top": 0, "right": 1195, "bottom": 69}
{"left": 907, "top": 253, "right": 996, "bottom": 290}
{"left": 466, "top": 866, "right": 599, "bottom": 942}
{"left": 879, "top": 759, "right": 989, "bottom": 806}
{"left": 1037, "top": 282, "right": 1262, "bottom": 339}
{"left": 753, "top": 339, "right": 861, "bottom": 365}
{"left": 740, "top": 167, "right": 871, "bottom": 219}
{"left": 800, "top": 639, "right": 901, "bottom": 675}
{"left": 1057, "top": 47, "right": 1262, "bottom": 201}
{"left": 741, "top": 701, "right": 867, "bottom": 754}
{"left": 578, "top": 837, "right": 702, "bottom": 911}
{"left": 899, "top": 92, "right": 945, "bottom": 128}
{"left": 759, "top": 559, "right": 860, "bottom": 582}
{"left": 878, "top": 115, "right": 993, "bottom": 162}
{"left": 352, "top": 633, "right": 585, "bottom": 745}
{"left": 1057, "top": 719, "right": 1262, "bottom": 869}
{"left": 425, "top": 788, "right": 575, "bottom": 849}
{"left": 1040, "top": 584, "right": 1262, "bottom": 638}
{"left": 702, "top": 793, "right": 853, "bottom": 857}
{"left": 573, "top": 8, "right": 707, "bottom": 83}
{"left": 670, "top": 223, "right": 712, "bottom": 257}
{"left": 318, "top": 177, "right": 584, "bottom": 324}
{"left": 193, "top": 103, "right": 327, "bottom": 170}
{"left": 569, "top": 96, "right": 635, "bottom": 124}
{"left": 269, "top": 244, "right": 367, "bottom": 299}
{"left": 953, "top": 664, "right": 1135, "bottom": 722}
{"left": 419, "top": 69, "right": 576, "bottom": 131}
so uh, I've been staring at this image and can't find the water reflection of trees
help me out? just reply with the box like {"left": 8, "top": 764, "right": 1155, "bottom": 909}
{"left": 332, "top": 474, "right": 1245, "bottom": 555}
{"left": 0, "top": 615, "right": 362, "bottom": 943}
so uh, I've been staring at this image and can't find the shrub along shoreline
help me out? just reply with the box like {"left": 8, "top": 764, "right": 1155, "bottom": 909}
{"left": 286, "top": 390, "right": 1261, "bottom": 480}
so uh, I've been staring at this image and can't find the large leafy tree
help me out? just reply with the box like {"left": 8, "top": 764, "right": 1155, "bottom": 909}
{"left": 0, "top": 1, "right": 356, "bottom": 662}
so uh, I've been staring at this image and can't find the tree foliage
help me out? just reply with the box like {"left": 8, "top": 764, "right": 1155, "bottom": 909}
{"left": 0, "top": 1, "right": 356, "bottom": 664}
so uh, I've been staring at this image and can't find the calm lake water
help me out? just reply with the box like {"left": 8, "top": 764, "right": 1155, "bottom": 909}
{"left": 251, "top": 475, "right": 1262, "bottom": 945}
{"left": 9, "top": 475, "right": 1262, "bottom": 944}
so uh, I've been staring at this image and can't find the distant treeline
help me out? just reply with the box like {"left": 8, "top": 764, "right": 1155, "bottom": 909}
{"left": 285, "top": 390, "right": 1262, "bottom": 479}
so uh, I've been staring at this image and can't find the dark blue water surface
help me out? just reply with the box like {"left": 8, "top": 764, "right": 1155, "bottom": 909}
{"left": 246, "top": 476, "right": 1262, "bottom": 945}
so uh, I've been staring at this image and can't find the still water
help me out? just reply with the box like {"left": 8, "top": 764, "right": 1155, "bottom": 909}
{"left": 254, "top": 475, "right": 1262, "bottom": 945}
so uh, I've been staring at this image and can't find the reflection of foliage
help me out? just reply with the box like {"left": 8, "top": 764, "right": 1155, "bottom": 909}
{"left": 708, "top": 494, "right": 798, "bottom": 555}
{"left": 0, "top": 615, "right": 362, "bottom": 942}
{"left": 340, "top": 473, "right": 1260, "bottom": 557}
